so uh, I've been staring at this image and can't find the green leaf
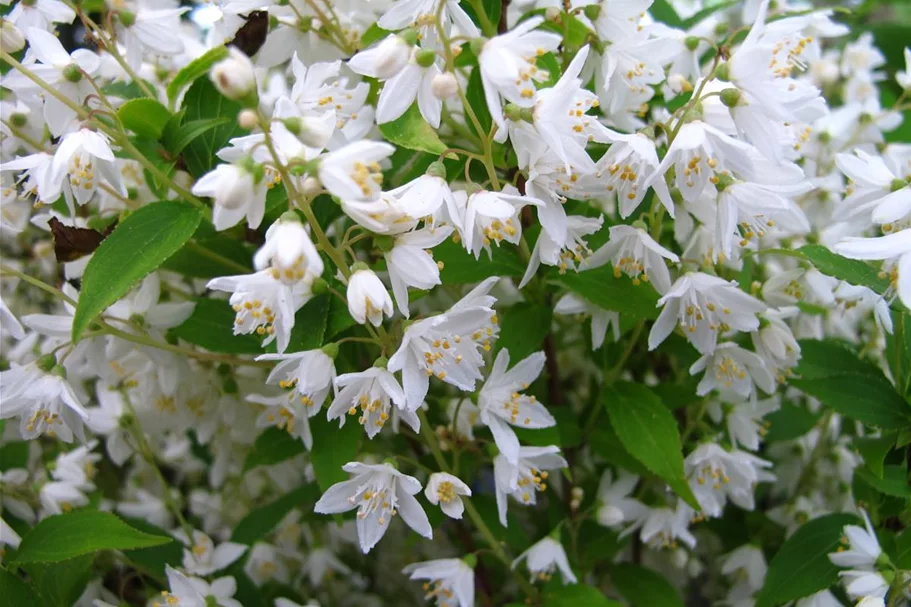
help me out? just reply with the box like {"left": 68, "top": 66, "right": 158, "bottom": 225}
{"left": 461, "top": 0, "right": 501, "bottom": 36}
{"left": 855, "top": 435, "right": 895, "bottom": 478}
{"left": 162, "top": 234, "right": 254, "bottom": 278}
{"left": 682, "top": 0, "right": 739, "bottom": 27}
{"left": 893, "top": 527, "right": 911, "bottom": 569}
{"left": 378, "top": 103, "right": 448, "bottom": 155}
{"left": 170, "top": 297, "right": 262, "bottom": 354}
{"left": 287, "top": 294, "right": 331, "bottom": 352}
{"left": 326, "top": 295, "right": 357, "bottom": 341}
{"left": 23, "top": 554, "right": 94, "bottom": 607}
{"left": 166, "top": 45, "right": 229, "bottom": 109}
{"left": 435, "top": 239, "right": 526, "bottom": 283}
{"left": 543, "top": 584, "right": 623, "bottom": 606}
{"left": 232, "top": 485, "right": 319, "bottom": 545}
{"left": 0, "top": 440, "right": 29, "bottom": 471}
{"left": 120, "top": 518, "right": 181, "bottom": 579}
{"left": 555, "top": 265, "right": 661, "bottom": 319}
{"left": 0, "top": 568, "right": 40, "bottom": 607}
{"left": 856, "top": 466, "right": 911, "bottom": 497}
{"left": 650, "top": 0, "right": 684, "bottom": 27}
{"left": 798, "top": 244, "right": 891, "bottom": 295}
{"left": 11, "top": 511, "right": 171, "bottom": 564}
{"left": 160, "top": 116, "right": 232, "bottom": 157}
{"left": 604, "top": 382, "right": 699, "bottom": 509}
{"left": 886, "top": 311, "right": 911, "bottom": 396}
{"left": 116, "top": 98, "right": 172, "bottom": 140}
{"left": 791, "top": 339, "right": 911, "bottom": 430}
{"left": 763, "top": 403, "right": 821, "bottom": 442}
{"left": 756, "top": 513, "right": 859, "bottom": 607}
{"left": 310, "top": 415, "right": 362, "bottom": 493}
{"left": 180, "top": 78, "right": 244, "bottom": 178}
{"left": 590, "top": 425, "right": 650, "bottom": 476}
{"left": 465, "top": 66, "right": 492, "bottom": 137}
{"left": 244, "top": 427, "right": 306, "bottom": 472}
{"left": 72, "top": 201, "right": 202, "bottom": 341}
{"left": 611, "top": 563, "right": 684, "bottom": 607}
{"left": 359, "top": 24, "right": 391, "bottom": 48}
{"left": 495, "top": 303, "right": 552, "bottom": 362}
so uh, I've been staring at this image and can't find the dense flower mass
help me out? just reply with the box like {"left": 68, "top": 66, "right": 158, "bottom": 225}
{"left": 0, "top": 0, "right": 910, "bottom": 605}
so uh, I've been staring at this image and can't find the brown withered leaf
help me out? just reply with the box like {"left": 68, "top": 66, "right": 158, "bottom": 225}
{"left": 229, "top": 11, "right": 269, "bottom": 57}
{"left": 48, "top": 217, "right": 117, "bottom": 263}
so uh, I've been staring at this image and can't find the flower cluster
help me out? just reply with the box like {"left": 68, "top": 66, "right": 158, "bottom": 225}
{"left": 0, "top": 0, "right": 910, "bottom": 606}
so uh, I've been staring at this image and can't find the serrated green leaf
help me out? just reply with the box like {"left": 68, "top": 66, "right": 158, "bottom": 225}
{"left": 435, "top": 238, "right": 526, "bottom": 283}
{"left": 287, "top": 294, "right": 331, "bottom": 352}
{"left": 166, "top": 45, "right": 229, "bottom": 109}
{"left": 180, "top": 78, "right": 244, "bottom": 178}
{"left": 495, "top": 303, "right": 552, "bottom": 362}
{"left": 72, "top": 201, "right": 202, "bottom": 341}
{"left": 170, "top": 297, "right": 262, "bottom": 354}
{"left": 120, "top": 518, "right": 181, "bottom": 580}
{"left": 603, "top": 382, "right": 700, "bottom": 509}
{"left": 117, "top": 98, "right": 172, "bottom": 140}
{"left": 310, "top": 415, "right": 362, "bottom": 493}
{"left": 798, "top": 244, "right": 891, "bottom": 295}
{"left": 756, "top": 513, "right": 859, "bottom": 607}
{"left": 378, "top": 103, "right": 447, "bottom": 155}
{"left": 11, "top": 511, "right": 171, "bottom": 564}
{"left": 232, "top": 485, "right": 319, "bottom": 545}
{"left": 244, "top": 427, "right": 306, "bottom": 472}
{"left": 23, "top": 554, "right": 94, "bottom": 607}
{"left": 790, "top": 375, "right": 911, "bottom": 430}
{"left": 763, "top": 403, "right": 821, "bottom": 442}
{"left": 611, "top": 563, "right": 684, "bottom": 607}
{"left": 162, "top": 234, "right": 254, "bottom": 278}
{"left": 555, "top": 265, "right": 661, "bottom": 319}
{"left": 0, "top": 568, "right": 40, "bottom": 607}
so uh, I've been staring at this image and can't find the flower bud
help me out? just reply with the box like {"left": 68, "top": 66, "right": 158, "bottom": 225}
{"left": 301, "top": 176, "right": 322, "bottom": 197}
{"left": 714, "top": 62, "right": 730, "bottom": 82}
{"left": 238, "top": 109, "right": 258, "bottom": 130}
{"left": 415, "top": 49, "right": 437, "bottom": 68}
{"left": 684, "top": 36, "right": 701, "bottom": 52}
{"left": 583, "top": 4, "right": 601, "bottom": 20}
{"left": 62, "top": 63, "right": 83, "bottom": 83}
{"left": 0, "top": 20, "right": 25, "bottom": 53}
{"left": 117, "top": 9, "right": 137, "bottom": 28}
{"left": 667, "top": 73, "right": 692, "bottom": 94}
{"left": 372, "top": 35, "right": 412, "bottom": 79}
{"left": 544, "top": 6, "right": 561, "bottom": 21}
{"left": 210, "top": 47, "right": 258, "bottom": 105}
{"left": 720, "top": 87, "right": 742, "bottom": 108}
{"left": 426, "top": 161, "right": 447, "bottom": 179}
{"left": 347, "top": 268, "right": 393, "bottom": 327}
{"left": 321, "top": 342, "right": 340, "bottom": 359}
{"left": 431, "top": 72, "right": 459, "bottom": 100}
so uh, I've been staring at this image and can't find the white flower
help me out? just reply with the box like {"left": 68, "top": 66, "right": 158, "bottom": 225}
{"left": 327, "top": 366, "right": 415, "bottom": 439}
{"left": 157, "top": 566, "right": 206, "bottom": 607}
{"left": 897, "top": 48, "right": 911, "bottom": 90}
{"left": 208, "top": 270, "right": 313, "bottom": 354}
{"left": 40, "top": 479, "right": 89, "bottom": 516}
{"left": 0, "top": 361, "right": 88, "bottom": 442}
{"left": 348, "top": 34, "right": 413, "bottom": 80}
{"left": 690, "top": 342, "right": 776, "bottom": 401}
{"left": 829, "top": 510, "right": 882, "bottom": 571}
{"left": 356, "top": 45, "right": 444, "bottom": 128}
{"left": 595, "top": 132, "right": 675, "bottom": 219}
{"left": 520, "top": 214, "right": 603, "bottom": 288}
{"left": 684, "top": 443, "right": 774, "bottom": 518}
{"left": 834, "top": 149, "right": 911, "bottom": 225}
{"left": 5, "top": 0, "right": 74, "bottom": 32}
{"left": 111, "top": 6, "right": 187, "bottom": 71}
{"left": 513, "top": 536, "right": 577, "bottom": 585}
{"left": 589, "top": 225, "right": 679, "bottom": 294}
{"left": 3, "top": 27, "right": 98, "bottom": 135}
{"left": 318, "top": 141, "right": 395, "bottom": 203}
{"left": 554, "top": 292, "right": 619, "bottom": 350}
{"left": 595, "top": 469, "right": 646, "bottom": 528}
{"left": 649, "top": 272, "right": 767, "bottom": 355}
{"left": 0, "top": 19, "right": 24, "bottom": 53}
{"left": 835, "top": 232, "right": 911, "bottom": 309}
{"left": 314, "top": 462, "right": 432, "bottom": 554}
{"left": 386, "top": 171, "right": 458, "bottom": 228}
{"left": 191, "top": 164, "right": 267, "bottom": 231}
{"left": 424, "top": 472, "right": 472, "bottom": 519}
{"left": 460, "top": 186, "right": 542, "bottom": 260}
{"left": 49, "top": 128, "right": 124, "bottom": 213}
{"left": 175, "top": 530, "right": 246, "bottom": 577}
{"left": 254, "top": 216, "right": 324, "bottom": 285}
{"left": 244, "top": 543, "right": 290, "bottom": 587}
{"left": 712, "top": 396, "right": 780, "bottom": 452}
{"left": 0, "top": 295, "right": 24, "bottom": 340}
{"left": 402, "top": 558, "right": 475, "bottom": 607}
{"left": 258, "top": 348, "right": 336, "bottom": 410}
{"left": 186, "top": 576, "right": 242, "bottom": 607}
{"left": 0, "top": 517, "right": 21, "bottom": 552}
{"left": 385, "top": 225, "right": 452, "bottom": 317}
{"left": 302, "top": 547, "right": 351, "bottom": 587}
{"left": 346, "top": 268, "right": 393, "bottom": 327}
{"left": 493, "top": 445, "right": 567, "bottom": 526}
{"left": 479, "top": 16, "right": 562, "bottom": 133}
{"left": 388, "top": 277, "right": 500, "bottom": 409}
{"left": 752, "top": 310, "right": 801, "bottom": 380}
{"left": 623, "top": 502, "right": 697, "bottom": 550}
{"left": 839, "top": 570, "right": 890, "bottom": 601}
{"left": 210, "top": 47, "right": 256, "bottom": 101}
{"left": 721, "top": 545, "right": 767, "bottom": 592}
{"left": 478, "top": 348, "right": 555, "bottom": 464}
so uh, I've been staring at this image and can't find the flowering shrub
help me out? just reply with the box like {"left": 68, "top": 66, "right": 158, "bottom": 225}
{"left": 1, "top": 0, "right": 910, "bottom": 606}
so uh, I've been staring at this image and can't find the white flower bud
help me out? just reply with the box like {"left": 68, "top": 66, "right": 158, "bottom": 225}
{"left": 301, "top": 176, "right": 322, "bottom": 197}
{"left": 254, "top": 213, "right": 324, "bottom": 284}
{"left": 238, "top": 109, "right": 258, "bottom": 130}
{"left": 210, "top": 47, "right": 257, "bottom": 102}
{"left": 347, "top": 268, "right": 393, "bottom": 327}
{"left": 431, "top": 72, "right": 459, "bottom": 100}
{"left": 0, "top": 20, "right": 25, "bottom": 53}
{"left": 198, "top": 164, "right": 256, "bottom": 210}
{"left": 544, "top": 6, "right": 561, "bottom": 21}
